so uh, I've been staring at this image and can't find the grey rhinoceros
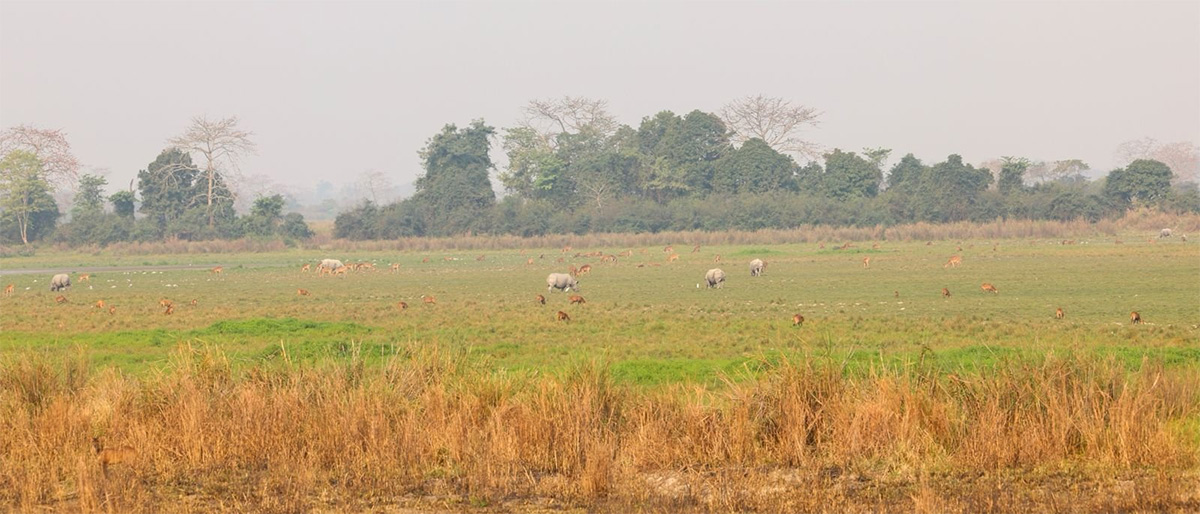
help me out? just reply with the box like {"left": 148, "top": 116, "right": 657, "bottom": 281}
{"left": 50, "top": 273, "right": 71, "bottom": 292}
{"left": 546, "top": 273, "right": 580, "bottom": 293}
{"left": 705, "top": 268, "right": 726, "bottom": 289}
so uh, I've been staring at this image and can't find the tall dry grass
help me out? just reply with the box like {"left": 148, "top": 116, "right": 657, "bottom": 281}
{"left": 2, "top": 346, "right": 1197, "bottom": 513}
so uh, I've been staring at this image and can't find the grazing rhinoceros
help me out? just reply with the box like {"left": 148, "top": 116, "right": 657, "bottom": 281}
{"left": 749, "top": 259, "right": 765, "bottom": 277}
{"left": 705, "top": 268, "right": 726, "bottom": 289}
{"left": 546, "top": 273, "right": 580, "bottom": 293}
{"left": 1160, "top": 228, "right": 1173, "bottom": 238}
{"left": 50, "top": 273, "right": 71, "bottom": 292}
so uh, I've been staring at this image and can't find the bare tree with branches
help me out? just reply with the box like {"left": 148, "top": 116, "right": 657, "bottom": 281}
{"left": 521, "top": 96, "right": 618, "bottom": 146}
{"left": 1116, "top": 138, "right": 1198, "bottom": 184}
{"left": 0, "top": 125, "right": 81, "bottom": 189}
{"left": 719, "top": 95, "right": 822, "bottom": 158}
{"left": 168, "top": 116, "right": 256, "bottom": 227}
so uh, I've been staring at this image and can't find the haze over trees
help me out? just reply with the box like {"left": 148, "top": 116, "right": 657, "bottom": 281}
{"left": 1, "top": 97, "right": 1197, "bottom": 247}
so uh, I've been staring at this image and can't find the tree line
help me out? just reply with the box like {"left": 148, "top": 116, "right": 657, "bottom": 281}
{"left": 334, "top": 97, "right": 1199, "bottom": 239}
{"left": 0, "top": 119, "right": 313, "bottom": 249}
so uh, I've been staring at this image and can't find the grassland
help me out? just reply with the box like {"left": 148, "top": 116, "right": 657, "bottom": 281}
{"left": 1, "top": 234, "right": 1198, "bottom": 512}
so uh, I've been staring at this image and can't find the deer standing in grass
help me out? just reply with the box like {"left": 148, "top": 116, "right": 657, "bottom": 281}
{"left": 397, "top": 301, "right": 408, "bottom": 310}
{"left": 3, "top": 284, "right": 12, "bottom": 296}
{"left": 211, "top": 266, "right": 223, "bottom": 274}
{"left": 557, "top": 311, "right": 570, "bottom": 322}
{"left": 569, "top": 295, "right": 586, "bottom": 305}
{"left": 578, "top": 264, "right": 592, "bottom": 275}
{"left": 792, "top": 314, "right": 805, "bottom": 326}
{"left": 55, "top": 295, "right": 68, "bottom": 304}
{"left": 862, "top": 256, "right": 871, "bottom": 268}
{"left": 297, "top": 289, "right": 310, "bottom": 296}
{"left": 79, "top": 273, "right": 90, "bottom": 282}
{"left": 95, "top": 300, "right": 106, "bottom": 309}
{"left": 981, "top": 283, "right": 998, "bottom": 294}
{"left": 301, "top": 263, "right": 311, "bottom": 273}
{"left": 1055, "top": 307, "right": 1064, "bottom": 319}
{"left": 536, "top": 294, "right": 546, "bottom": 305}
{"left": 663, "top": 245, "right": 673, "bottom": 253}
{"left": 667, "top": 254, "right": 680, "bottom": 263}
{"left": 944, "top": 255, "right": 962, "bottom": 268}
{"left": 1130, "top": 311, "right": 1142, "bottom": 324}
{"left": 942, "top": 287, "right": 951, "bottom": 298}
{"left": 92, "top": 437, "right": 136, "bottom": 477}
{"left": 422, "top": 295, "right": 437, "bottom": 305}
{"left": 164, "top": 304, "right": 175, "bottom": 315}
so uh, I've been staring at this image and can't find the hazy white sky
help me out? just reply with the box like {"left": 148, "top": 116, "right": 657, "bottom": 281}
{"left": 2, "top": 0, "right": 1197, "bottom": 198}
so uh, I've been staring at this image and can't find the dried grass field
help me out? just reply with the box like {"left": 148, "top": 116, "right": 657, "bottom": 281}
{"left": 1, "top": 234, "right": 1198, "bottom": 513}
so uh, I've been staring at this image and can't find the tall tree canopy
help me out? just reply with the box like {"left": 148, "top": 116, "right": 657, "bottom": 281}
{"left": 413, "top": 120, "right": 497, "bottom": 234}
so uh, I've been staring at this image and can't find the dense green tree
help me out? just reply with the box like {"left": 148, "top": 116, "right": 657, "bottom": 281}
{"left": 109, "top": 190, "right": 136, "bottom": 218}
{"left": 0, "top": 150, "right": 59, "bottom": 244}
{"left": 243, "top": 194, "right": 286, "bottom": 237}
{"left": 280, "top": 212, "right": 314, "bottom": 240}
{"left": 820, "top": 149, "right": 881, "bottom": 198}
{"left": 910, "top": 155, "right": 993, "bottom": 222}
{"left": 137, "top": 148, "right": 199, "bottom": 233}
{"left": 72, "top": 174, "right": 109, "bottom": 217}
{"left": 998, "top": 156, "right": 1031, "bottom": 194}
{"left": 885, "top": 153, "right": 925, "bottom": 190}
{"left": 413, "top": 121, "right": 497, "bottom": 234}
{"left": 1103, "top": 159, "right": 1173, "bottom": 207}
{"left": 711, "top": 138, "right": 796, "bottom": 194}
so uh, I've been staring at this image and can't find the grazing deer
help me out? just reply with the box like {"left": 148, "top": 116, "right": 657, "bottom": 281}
{"left": 189, "top": 299, "right": 197, "bottom": 306}
{"left": 3, "top": 284, "right": 12, "bottom": 296}
{"left": 211, "top": 266, "right": 223, "bottom": 274}
{"left": 159, "top": 299, "right": 173, "bottom": 308}
{"left": 569, "top": 295, "right": 586, "bottom": 305}
{"left": 397, "top": 301, "right": 408, "bottom": 310}
{"left": 79, "top": 274, "right": 91, "bottom": 282}
{"left": 55, "top": 295, "right": 68, "bottom": 304}
{"left": 578, "top": 264, "right": 592, "bottom": 275}
{"left": 476, "top": 254, "right": 485, "bottom": 261}
{"left": 601, "top": 254, "right": 617, "bottom": 263}
{"left": 1130, "top": 311, "right": 1142, "bottom": 324}
{"left": 108, "top": 306, "right": 116, "bottom": 315}
{"left": 95, "top": 300, "right": 106, "bottom": 309}
{"left": 663, "top": 245, "right": 673, "bottom": 253}
{"left": 942, "top": 287, "right": 951, "bottom": 298}
{"left": 561, "top": 245, "right": 572, "bottom": 253}
{"left": 925, "top": 241, "right": 932, "bottom": 246}
{"left": 568, "top": 265, "right": 578, "bottom": 277}
{"left": 713, "top": 255, "right": 722, "bottom": 263}
{"left": 819, "top": 243, "right": 826, "bottom": 249}
{"left": 872, "top": 243, "right": 880, "bottom": 250}
{"left": 862, "top": 256, "right": 871, "bottom": 268}
{"left": 527, "top": 258, "right": 534, "bottom": 265}
{"left": 333, "top": 265, "right": 348, "bottom": 277}
{"left": 359, "top": 262, "right": 376, "bottom": 271}
{"left": 839, "top": 242, "right": 852, "bottom": 250}
{"left": 422, "top": 295, "right": 436, "bottom": 305}
{"left": 667, "top": 254, "right": 680, "bottom": 263}
{"left": 536, "top": 294, "right": 546, "bottom": 305}
{"left": 557, "top": 311, "right": 571, "bottom": 322}
{"left": 692, "top": 244, "right": 700, "bottom": 253}
{"left": 301, "top": 263, "right": 311, "bottom": 272}
{"left": 422, "top": 257, "right": 430, "bottom": 263}
{"left": 92, "top": 436, "right": 137, "bottom": 477}
{"left": 619, "top": 250, "right": 632, "bottom": 257}
{"left": 297, "top": 289, "right": 310, "bottom": 296}
{"left": 980, "top": 283, "right": 998, "bottom": 294}
{"left": 164, "top": 304, "right": 175, "bottom": 315}
{"left": 390, "top": 263, "right": 401, "bottom": 272}
{"left": 944, "top": 255, "right": 962, "bottom": 268}
{"left": 792, "top": 314, "right": 805, "bottom": 326}
{"left": 1055, "top": 307, "right": 1064, "bottom": 319}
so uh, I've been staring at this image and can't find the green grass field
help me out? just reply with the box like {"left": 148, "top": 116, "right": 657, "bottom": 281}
{"left": 2, "top": 237, "right": 1197, "bottom": 385}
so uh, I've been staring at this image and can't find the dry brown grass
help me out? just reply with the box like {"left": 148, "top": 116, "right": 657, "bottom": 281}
{"left": 2, "top": 346, "right": 1198, "bottom": 513}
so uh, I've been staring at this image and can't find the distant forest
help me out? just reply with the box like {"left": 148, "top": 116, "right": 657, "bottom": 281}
{"left": 2, "top": 97, "right": 1197, "bottom": 248}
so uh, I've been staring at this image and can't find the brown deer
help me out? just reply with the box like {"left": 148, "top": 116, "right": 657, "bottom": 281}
{"left": 333, "top": 265, "right": 349, "bottom": 277}
{"left": 601, "top": 254, "right": 617, "bottom": 263}
{"left": 894, "top": 291, "right": 899, "bottom": 298}
{"left": 55, "top": 295, "right": 68, "bottom": 304}
{"left": 526, "top": 258, "right": 534, "bottom": 265}
{"left": 95, "top": 300, "right": 106, "bottom": 309}
{"left": 1055, "top": 307, "right": 1065, "bottom": 319}
{"left": 692, "top": 244, "right": 701, "bottom": 253}
{"left": 561, "top": 245, "right": 572, "bottom": 253}
{"left": 619, "top": 249, "right": 632, "bottom": 257}
{"left": 164, "top": 304, "right": 175, "bottom": 315}
{"left": 862, "top": 256, "right": 871, "bottom": 268}
{"left": 390, "top": 263, "right": 401, "bottom": 272}
{"left": 359, "top": 262, "right": 376, "bottom": 271}
{"left": 942, "top": 287, "right": 951, "bottom": 298}
{"left": 713, "top": 254, "right": 722, "bottom": 263}
{"left": 578, "top": 264, "right": 592, "bottom": 275}
{"left": 557, "top": 311, "right": 571, "bottom": 322}
{"left": 944, "top": 255, "right": 962, "bottom": 268}
{"left": 980, "top": 283, "right": 998, "bottom": 294}
{"left": 569, "top": 265, "right": 578, "bottom": 276}
{"left": 3, "top": 284, "right": 12, "bottom": 296}
{"left": 667, "top": 254, "right": 680, "bottom": 263}
{"left": 792, "top": 314, "right": 805, "bottom": 326}
{"left": 79, "top": 273, "right": 91, "bottom": 282}
{"left": 397, "top": 301, "right": 408, "bottom": 310}
{"left": 422, "top": 257, "right": 430, "bottom": 263}
{"left": 159, "top": 298, "right": 173, "bottom": 308}
{"left": 108, "top": 306, "right": 116, "bottom": 315}
{"left": 476, "top": 254, "right": 486, "bottom": 261}
{"left": 92, "top": 436, "right": 137, "bottom": 477}
{"left": 301, "top": 263, "right": 311, "bottom": 272}
{"left": 536, "top": 294, "right": 546, "bottom": 305}
{"left": 297, "top": 289, "right": 310, "bottom": 296}
{"left": 211, "top": 266, "right": 223, "bottom": 274}
{"left": 422, "top": 295, "right": 437, "bottom": 305}
{"left": 569, "top": 295, "right": 586, "bottom": 305}
{"left": 1130, "top": 311, "right": 1142, "bottom": 324}
{"left": 190, "top": 299, "right": 198, "bottom": 306}
{"left": 663, "top": 245, "right": 674, "bottom": 253}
